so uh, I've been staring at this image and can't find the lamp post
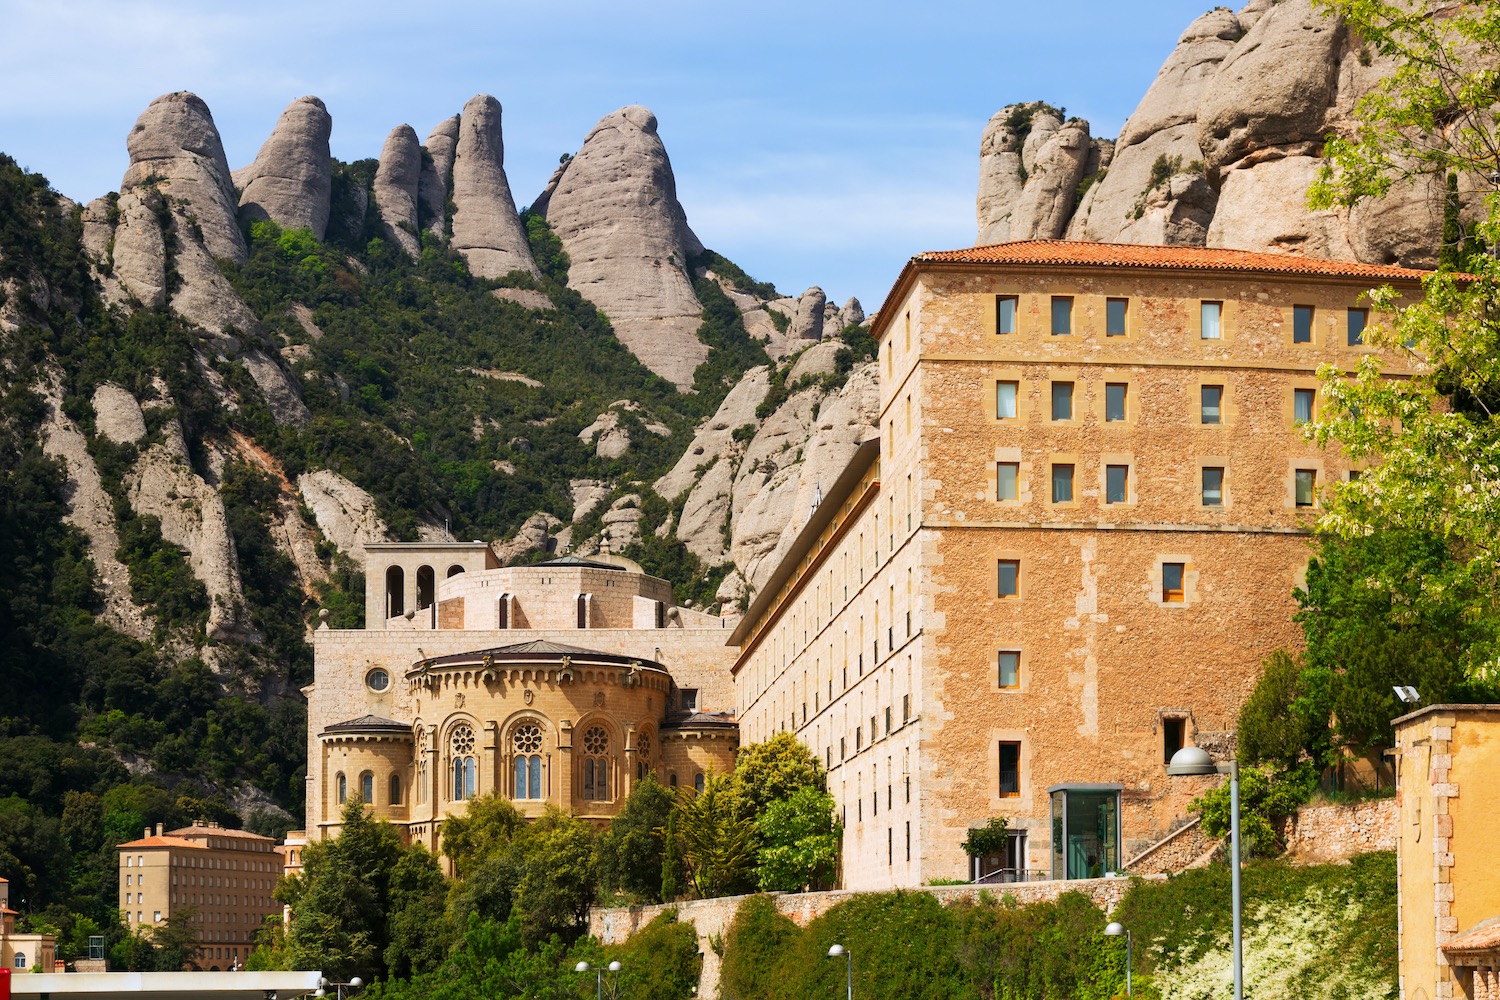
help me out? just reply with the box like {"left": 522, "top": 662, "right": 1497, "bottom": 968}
{"left": 575, "top": 960, "right": 622, "bottom": 1000}
{"left": 1104, "top": 922, "right": 1132, "bottom": 996}
{"left": 827, "top": 944, "right": 852, "bottom": 1000}
{"left": 1167, "top": 746, "right": 1241, "bottom": 1000}
{"left": 314, "top": 977, "right": 363, "bottom": 1000}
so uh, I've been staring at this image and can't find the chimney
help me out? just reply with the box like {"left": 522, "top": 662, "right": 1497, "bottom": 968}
{"left": 156, "top": 823, "right": 164, "bottom": 836}
{"left": 143, "top": 826, "right": 150, "bottom": 839}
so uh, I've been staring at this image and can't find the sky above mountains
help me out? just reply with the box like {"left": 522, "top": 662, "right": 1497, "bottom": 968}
{"left": 1, "top": 0, "right": 1213, "bottom": 308}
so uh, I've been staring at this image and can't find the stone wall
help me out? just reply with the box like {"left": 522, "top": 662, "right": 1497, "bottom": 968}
{"left": 590, "top": 876, "right": 1150, "bottom": 999}
{"left": 1125, "top": 816, "right": 1216, "bottom": 875}
{"left": 1282, "top": 797, "right": 1398, "bottom": 863}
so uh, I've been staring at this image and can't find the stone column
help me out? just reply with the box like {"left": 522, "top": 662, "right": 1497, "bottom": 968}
{"left": 557, "top": 720, "right": 574, "bottom": 809}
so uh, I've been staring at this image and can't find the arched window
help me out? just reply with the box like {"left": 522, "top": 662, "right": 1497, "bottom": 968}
{"left": 360, "top": 771, "right": 374, "bottom": 804}
{"left": 669, "top": 773, "right": 678, "bottom": 787}
{"left": 447, "top": 564, "right": 465, "bottom": 578}
{"left": 581, "top": 725, "right": 609, "bottom": 801}
{"left": 415, "top": 728, "right": 428, "bottom": 805}
{"left": 451, "top": 724, "right": 477, "bottom": 800}
{"left": 694, "top": 773, "right": 706, "bottom": 794}
{"left": 15, "top": 954, "right": 26, "bottom": 969}
{"left": 335, "top": 772, "right": 347, "bottom": 804}
{"left": 636, "top": 730, "right": 653, "bottom": 780}
{"left": 388, "top": 773, "right": 402, "bottom": 805}
{"left": 417, "top": 565, "right": 436, "bottom": 610}
{"left": 385, "top": 566, "right": 405, "bottom": 618}
{"left": 512, "top": 723, "right": 543, "bottom": 800}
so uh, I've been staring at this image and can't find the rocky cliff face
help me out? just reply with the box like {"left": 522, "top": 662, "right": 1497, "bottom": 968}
{"left": 449, "top": 95, "right": 539, "bottom": 280}
{"left": 534, "top": 105, "right": 708, "bottom": 389}
{"left": 374, "top": 124, "right": 423, "bottom": 259}
{"left": 983, "top": 0, "right": 1450, "bottom": 267}
{"left": 83, "top": 91, "right": 309, "bottom": 427}
{"left": 234, "top": 96, "right": 333, "bottom": 240}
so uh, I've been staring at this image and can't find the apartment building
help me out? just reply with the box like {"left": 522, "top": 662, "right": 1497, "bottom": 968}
{"left": 731, "top": 240, "right": 1423, "bottom": 889}
{"left": 116, "top": 823, "right": 281, "bottom": 969}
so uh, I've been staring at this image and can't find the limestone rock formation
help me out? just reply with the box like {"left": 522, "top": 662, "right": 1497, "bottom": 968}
{"left": 987, "top": 0, "right": 1449, "bottom": 266}
{"left": 655, "top": 366, "right": 770, "bottom": 503}
{"left": 731, "top": 363, "right": 879, "bottom": 588}
{"left": 449, "top": 95, "right": 539, "bottom": 280}
{"left": 534, "top": 105, "right": 707, "bottom": 389}
{"left": 836, "top": 297, "right": 866, "bottom": 330}
{"left": 789, "top": 287, "right": 827, "bottom": 342}
{"left": 660, "top": 360, "right": 877, "bottom": 577}
{"left": 419, "top": 115, "right": 459, "bottom": 235}
{"left": 579, "top": 401, "right": 672, "bottom": 460}
{"left": 105, "top": 92, "right": 310, "bottom": 426}
{"left": 494, "top": 511, "right": 561, "bottom": 564}
{"left": 601, "top": 494, "right": 643, "bottom": 551}
{"left": 122, "top": 92, "right": 245, "bottom": 264}
{"left": 570, "top": 479, "right": 611, "bottom": 522}
{"left": 374, "top": 124, "right": 423, "bottom": 259}
{"left": 92, "top": 383, "right": 148, "bottom": 444}
{"left": 39, "top": 384, "right": 151, "bottom": 640}
{"left": 978, "top": 105, "right": 1094, "bottom": 243}
{"left": 235, "top": 96, "right": 333, "bottom": 239}
{"left": 787, "top": 341, "right": 843, "bottom": 383}
{"left": 297, "top": 469, "right": 390, "bottom": 568}
{"left": 126, "top": 418, "right": 249, "bottom": 643}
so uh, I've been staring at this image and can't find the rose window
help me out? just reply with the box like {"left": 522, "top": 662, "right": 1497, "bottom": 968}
{"left": 637, "top": 732, "right": 652, "bottom": 758}
{"left": 583, "top": 726, "right": 609, "bottom": 754}
{"left": 451, "top": 724, "right": 476, "bottom": 755}
{"left": 513, "top": 723, "right": 543, "bottom": 754}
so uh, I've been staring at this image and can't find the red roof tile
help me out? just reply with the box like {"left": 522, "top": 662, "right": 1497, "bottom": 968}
{"left": 914, "top": 240, "right": 1438, "bottom": 282}
{"left": 115, "top": 835, "right": 206, "bottom": 850}
{"left": 1445, "top": 918, "right": 1500, "bottom": 956}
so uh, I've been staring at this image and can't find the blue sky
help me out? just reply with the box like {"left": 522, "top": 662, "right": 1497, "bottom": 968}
{"left": 0, "top": 0, "right": 1215, "bottom": 308}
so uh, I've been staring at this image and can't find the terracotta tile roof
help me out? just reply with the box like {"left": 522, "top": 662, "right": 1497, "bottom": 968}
{"left": 1444, "top": 918, "right": 1500, "bottom": 957}
{"left": 116, "top": 835, "right": 205, "bottom": 849}
{"left": 913, "top": 240, "right": 1438, "bottom": 282}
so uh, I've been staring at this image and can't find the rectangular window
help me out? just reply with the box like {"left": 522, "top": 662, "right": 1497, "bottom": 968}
{"left": 1105, "top": 465, "right": 1128, "bottom": 504}
{"left": 997, "top": 462, "right": 1019, "bottom": 501}
{"left": 1201, "top": 301, "right": 1222, "bottom": 340}
{"left": 902, "top": 693, "right": 910, "bottom": 723}
{"left": 1201, "top": 385, "right": 1223, "bottom": 425}
{"left": 1294, "top": 388, "right": 1315, "bottom": 425}
{"left": 998, "top": 559, "right": 1020, "bottom": 598}
{"left": 1051, "top": 464, "right": 1075, "bottom": 503}
{"left": 885, "top": 707, "right": 892, "bottom": 734}
{"left": 1293, "top": 305, "right": 1314, "bottom": 344}
{"left": 1202, "top": 467, "right": 1224, "bottom": 506}
{"left": 856, "top": 726, "right": 862, "bottom": 750}
{"left": 996, "top": 381, "right": 1019, "bottom": 419}
{"left": 1051, "top": 296, "right": 1073, "bottom": 335}
{"left": 1105, "top": 383, "right": 1127, "bottom": 422}
{"left": 1295, "top": 469, "right": 1317, "bottom": 507}
{"left": 1163, "top": 718, "right": 1186, "bottom": 765}
{"left": 1348, "top": 307, "right": 1368, "bottom": 346}
{"left": 1162, "top": 563, "right": 1185, "bottom": 603}
{"left": 1051, "top": 382, "right": 1074, "bottom": 421}
{"left": 997, "top": 295, "right": 1017, "bottom": 335}
{"left": 999, "top": 742, "right": 1021, "bottom": 797}
{"left": 1106, "top": 297, "right": 1128, "bottom": 336}
{"left": 998, "top": 650, "right": 1020, "bottom": 689}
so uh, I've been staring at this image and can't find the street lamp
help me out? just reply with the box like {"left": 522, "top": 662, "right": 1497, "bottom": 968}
{"left": 314, "top": 977, "right": 363, "bottom": 1000}
{"left": 575, "top": 960, "right": 622, "bottom": 1000}
{"left": 827, "top": 943, "right": 852, "bottom": 1000}
{"left": 1104, "top": 921, "right": 1132, "bottom": 997}
{"left": 1167, "top": 746, "right": 1242, "bottom": 1000}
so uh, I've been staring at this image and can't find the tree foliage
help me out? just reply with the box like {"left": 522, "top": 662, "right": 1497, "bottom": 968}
{"left": 1306, "top": 0, "right": 1500, "bottom": 684}
{"left": 595, "top": 774, "right": 674, "bottom": 903}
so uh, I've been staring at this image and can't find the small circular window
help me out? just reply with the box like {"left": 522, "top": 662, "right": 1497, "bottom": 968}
{"left": 366, "top": 668, "right": 390, "bottom": 692}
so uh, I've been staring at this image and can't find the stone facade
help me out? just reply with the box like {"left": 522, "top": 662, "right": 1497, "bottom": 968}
{"left": 1395, "top": 705, "right": 1500, "bottom": 1000}
{"left": 732, "top": 240, "right": 1422, "bottom": 890}
{"left": 308, "top": 550, "right": 739, "bottom": 854}
{"left": 1282, "top": 797, "right": 1398, "bottom": 864}
{"left": 590, "top": 874, "right": 1149, "bottom": 998}
{"left": 115, "top": 823, "right": 280, "bottom": 970}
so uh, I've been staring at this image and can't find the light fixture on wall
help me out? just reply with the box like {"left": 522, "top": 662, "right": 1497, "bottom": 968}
{"left": 1393, "top": 686, "right": 1421, "bottom": 704}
